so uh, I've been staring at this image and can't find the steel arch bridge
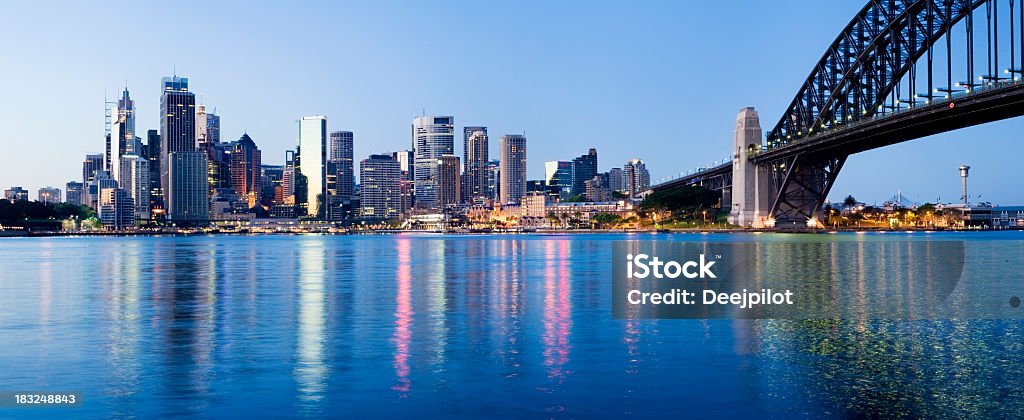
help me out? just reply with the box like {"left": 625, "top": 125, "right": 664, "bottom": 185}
{"left": 654, "top": 0, "right": 1024, "bottom": 229}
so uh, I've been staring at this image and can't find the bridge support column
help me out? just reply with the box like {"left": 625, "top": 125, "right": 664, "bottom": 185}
{"left": 727, "top": 107, "right": 772, "bottom": 228}
{"left": 768, "top": 154, "right": 846, "bottom": 230}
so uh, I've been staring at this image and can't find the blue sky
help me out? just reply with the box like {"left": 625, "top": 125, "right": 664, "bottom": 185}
{"left": 1, "top": 1, "right": 1022, "bottom": 205}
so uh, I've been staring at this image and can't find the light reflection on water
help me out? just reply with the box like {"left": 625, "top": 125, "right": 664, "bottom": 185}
{"left": 0, "top": 232, "right": 1021, "bottom": 418}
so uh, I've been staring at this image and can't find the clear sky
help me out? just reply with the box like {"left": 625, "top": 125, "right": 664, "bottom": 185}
{"left": 1, "top": 1, "right": 1022, "bottom": 205}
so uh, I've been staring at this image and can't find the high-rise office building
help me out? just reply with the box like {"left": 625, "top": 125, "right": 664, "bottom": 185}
{"left": 83, "top": 154, "right": 103, "bottom": 185}
{"left": 412, "top": 116, "right": 454, "bottom": 208}
{"left": 86, "top": 172, "right": 117, "bottom": 211}
{"left": 392, "top": 150, "right": 413, "bottom": 214}
{"left": 282, "top": 150, "right": 296, "bottom": 205}
{"left": 297, "top": 116, "right": 327, "bottom": 217}
{"left": 393, "top": 150, "right": 412, "bottom": 181}
{"left": 499, "top": 134, "right": 527, "bottom": 205}
{"left": 106, "top": 88, "right": 138, "bottom": 176}
{"left": 119, "top": 155, "right": 150, "bottom": 221}
{"left": 486, "top": 160, "right": 500, "bottom": 200}
{"left": 436, "top": 155, "right": 461, "bottom": 209}
{"left": 195, "top": 104, "right": 210, "bottom": 148}
{"left": 329, "top": 131, "right": 354, "bottom": 201}
{"left": 166, "top": 151, "right": 209, "bottom": 222}
{"left": 4, "top": 187, "right": 28, "bottom": 201}
{"left": 66, "top": 181, "right": 84, "bottom": 206}
{"left": 544, "top": 160, "right": 574, "bottom": 199}
{"left": 99, "top": 187, "right": 135, "bottom": 229}
{"left": 359, "top": 154, "right": 401, "bottom": 220}
{"left": 159, "top": 76, "right": 198, "bottom": 221}
{"left": 607, "top": 167, "right": 624, "bottom": 192}
{"left": 207, "top": 111, "right": 220, "bottom": 144}
{"left": 38, "top": 187, "right": 61, "bottom": 204}
{"left": 230, "top": 133, "right": 262, "bottom": 209}
{"left": 623, "top": 159, "right": 651, "bottom": 199}
{"left": 462, "top": 127, "right": 488, "bottom": 204}
{"left": 146, "top": 130, "right": 163, "bottom": 216}
{"left": 572, "top": 148, "right": 598, "bottom": 197}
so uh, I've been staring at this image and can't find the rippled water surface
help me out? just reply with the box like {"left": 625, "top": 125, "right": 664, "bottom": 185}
{"left": 1, "top": 232, "right": 1023, "bottom": 418}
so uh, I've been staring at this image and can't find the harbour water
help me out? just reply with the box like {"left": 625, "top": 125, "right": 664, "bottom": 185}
{"left": 1, "top": 232, "right": 1023, "bottom": 417}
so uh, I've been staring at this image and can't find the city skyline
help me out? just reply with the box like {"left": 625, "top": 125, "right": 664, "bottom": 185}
{"left": 2, "top": 1, "right": 1024, "bottom": 205}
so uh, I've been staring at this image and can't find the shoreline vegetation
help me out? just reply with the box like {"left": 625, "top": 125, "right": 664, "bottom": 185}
{"left": 2, "top": 225, "right": 1019, "bottom": 238}
{"left": 2, "top": 186, "right": 1019, "bottom": 237}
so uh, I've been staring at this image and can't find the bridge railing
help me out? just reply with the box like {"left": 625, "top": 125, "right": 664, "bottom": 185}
{"left": 654, "top": 155, "right": 732, "bottom": 186}
{"left": 764, "top": 77, "right": 1024, "bottom": 150}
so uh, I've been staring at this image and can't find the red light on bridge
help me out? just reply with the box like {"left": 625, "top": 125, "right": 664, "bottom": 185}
{"left": 949, "top": 102, "right": 955, "bottom": 109}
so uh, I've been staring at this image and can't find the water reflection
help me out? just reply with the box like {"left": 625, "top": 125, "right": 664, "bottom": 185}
{"left": 1, "top": 233, "right": 1022, "bottom": 417}
{"left": 391, "top": 238, "right": 412, "bottom": 395}
{"left": 295, "top": 238, "right": 328, "bottom": 404}
{"left": 542, "top": 240, "right": 572, "bottom": 381}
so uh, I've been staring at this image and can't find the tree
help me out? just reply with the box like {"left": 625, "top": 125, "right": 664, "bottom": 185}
{"left": 592, "top": 213, "right": 622, "bottom": 229}
{"left": 842, "top": 195, "right": 858, "bottom": 208}
{"left": 638, "top": 185, "right": 719, "bottom": 216}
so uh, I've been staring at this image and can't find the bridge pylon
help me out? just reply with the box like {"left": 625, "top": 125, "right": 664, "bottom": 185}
{"left": 727, "top": 107, "right": 772, "bottom": 228}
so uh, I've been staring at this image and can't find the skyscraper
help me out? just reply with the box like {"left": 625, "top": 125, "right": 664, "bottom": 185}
{"left": 159, "top": 76, "right": 199, "bottom": 221}
{"left": 297, "top": 116, "right": 327, "bottom": 217}
{"left": 462, "top": 127, "right": 488, "bottom": 204}
{"left": 572, "top": 148, "right": 598, "bottom": 197}
{"left": 486, "top": 160, "right": 500, "bottom": 200}
{"left": 329, "top": 131, "right": 354, "bottom": 201}
{"left": 166, "top": 151, "right": 209, "bottom": 222}
{"left": 393, "top": 150, "right": 412, "bottom": 181}
{"left": 99, "top": 188, "right": 135, "bottom": 229}
{"left": 147, "top": 130, "right": 163, "bottom": 215}
{"left": 607, "top": 167, "right": 624, "bottom": 192}
{"left": 119, "top": 155, "right": 150, "bottom": 221}
{"left": 499, "top": 134, "right": 527, "bottom": 205}
{"left": 207, "top": 110, "right": 220, "bottom": 144}
{"left": 111, "top": 88, "right": 138, "bottom": 166}
{"left": 544, "top": 160, "right": 574, "bottom": 199}
{"left": 282, "top": 150, "right": 296, "bottom": 205}
{"left": 436, "top": 155, "right": 461, "bottom": 209}
{"left": 195, "top": 104, "right": 210, "bottom": 148}
{"left": 412, "top": 116, "right": 454, "bottom": 208}
{"left": 359, "top": 154, "right": 401, "bottom": 220}
{"left": 392, "top": 150, "right": 413, "bottom": 214}
{"left": 66, "top": 181, "right": 84, "bottom": 206}
{"left": 230, "top": 133, "right": 262, "bottom": 209}
{"left": 83, "top": 154, "right": 103, "bottom": 184}
{"left": 4, "top": 187, "right": 28, "bottom": 201}
{"left": 623, "top": 159, "right": 651, "bottom": 199}
{"left": 37, "top": 187, "right": 61, "bottom": 204}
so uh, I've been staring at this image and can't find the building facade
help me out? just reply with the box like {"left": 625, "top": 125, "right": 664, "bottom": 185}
{"left": 623, "top": 159, "right": 651, "bottom": 199}
{"left": 412, "top": 116, "right": 454, "bottom": 208}
{"left": 297, "top": 116, "right": 327, "bottom": 217}
{"left": 230, "top": 133, "right": 262, "bottom": 209}
{"left": 359, "top": 154, "right": 401, "bottom": 220}
{"left": 463, "top": 126, "right": 488, "bottom": 204}
{"left": 330, "top": 131, "right": 355, "bottom": 202}
{"left": 544, "top": 160, "right": 574, "bottom": 200}
{"left": 119, "top": 155, "right": 150, "bottom": 221}
{"left": 499, "top": 134, "right": 527, "bottom": 205}
{"left": 436, "top": 155, "right": 461, "bottom": 209}
{"left": 572, "top": 148, "right": 598, "bottom": 197}
{"left": 159, "top": 76, "right": 197, "bottom": 220}
{"left": 37, "top": 187, "right": 61, "bottom": 204}
{"left": 65, "top": 181, "right": 84, "bottom": 206}
{"left": 166, "top": 151, "right": 209, "bottom": 222}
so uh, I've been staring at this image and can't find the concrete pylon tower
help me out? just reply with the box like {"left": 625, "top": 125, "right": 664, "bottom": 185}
{"left": 727, "top": 107, "right": 771, "bottom": 228}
